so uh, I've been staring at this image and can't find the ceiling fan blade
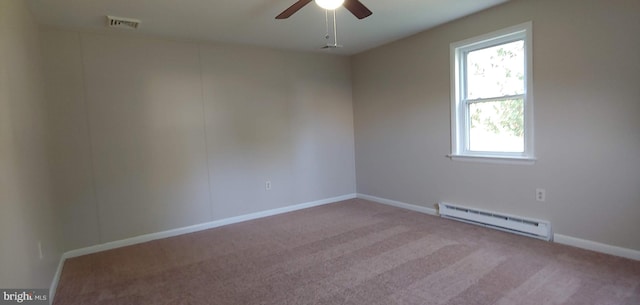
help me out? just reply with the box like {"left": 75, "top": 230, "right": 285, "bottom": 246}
{"left": 343, "top": 0, "right": 372, "bottom": 19}
{"left": 276, "top": 0, "right": 313, "bottom": 19}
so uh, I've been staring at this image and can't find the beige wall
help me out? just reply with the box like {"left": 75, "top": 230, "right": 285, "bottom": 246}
{"left": 41, "top": 30, "right": 356, "bottom": 250}
{"left": 6, "top": 0, "right": 639, "bottom": 290}
{"left": 0, "top": 0, "right": 60, "bottom": 288}
{"left": 353, "top": 0, "right": 640, "bottom": 251}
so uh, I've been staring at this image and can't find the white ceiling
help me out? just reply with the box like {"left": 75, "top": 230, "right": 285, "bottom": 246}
{"left": 26, "top": 0, "right": 508, "bottom": 55}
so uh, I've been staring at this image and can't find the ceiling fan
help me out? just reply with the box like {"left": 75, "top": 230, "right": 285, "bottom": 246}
{"left": 276, "top": 0, "right": 373, "bottom": 20}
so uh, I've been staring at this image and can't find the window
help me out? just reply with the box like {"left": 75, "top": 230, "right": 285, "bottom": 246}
{"left": 450, "top": 22, "right": 534, "bottom": 164}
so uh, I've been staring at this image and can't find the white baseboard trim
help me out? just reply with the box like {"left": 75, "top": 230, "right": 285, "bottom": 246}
{"left": 357, "top": 193, "right": 437, "bottom": 216}
{"left": 49, "top": 192, "right": 638, "bottom": 303}
{"left": 554, "top": 234, "right": 640, "bottom": 261}
{"left": 357, "top": 193, "right": 640, "bottom": 261}
{"left": 63, "top": 193, "right": 355, "bottom": 259}
{"left": 50, "top": 193, "right": 356, "bottom": 302}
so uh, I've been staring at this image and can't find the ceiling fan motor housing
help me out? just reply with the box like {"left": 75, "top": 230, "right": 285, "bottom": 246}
{"left": 316, "top": 0, "right": 345, "bottom": 10}
{"left": 276, "top": 0, "right": 372, "bottom": 20}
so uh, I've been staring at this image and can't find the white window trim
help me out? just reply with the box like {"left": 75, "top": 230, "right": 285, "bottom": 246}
{"left": 449, "top": 22, "right": 535, "bottom": 164}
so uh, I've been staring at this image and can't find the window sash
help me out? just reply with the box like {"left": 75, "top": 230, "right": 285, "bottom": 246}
{"left": 461, "top": 39, "right": 526, "bottom": 102}
{"left": 463, "top": 97, "right": 525, "bottom": 154}
{"left": 463, "top": 94, "right": 525, "bottom": 105}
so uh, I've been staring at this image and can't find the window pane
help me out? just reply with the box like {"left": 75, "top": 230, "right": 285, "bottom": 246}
{"left": 466, "top": 40, "right": 524, "bottom": 100}
{"left": 469, "top": 99, "right": 524, "bottom": 153}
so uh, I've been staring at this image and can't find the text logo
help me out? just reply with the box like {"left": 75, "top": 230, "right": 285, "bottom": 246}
{"left": 0, "top": 290, "right": 48, "bottom": 305}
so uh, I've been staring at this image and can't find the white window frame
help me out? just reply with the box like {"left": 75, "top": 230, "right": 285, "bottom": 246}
{"left": 449, "top": 22, "right": 535, "bottom": 165}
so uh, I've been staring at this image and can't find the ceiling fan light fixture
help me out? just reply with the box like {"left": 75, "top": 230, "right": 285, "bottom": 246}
{"left": 315, "top": 0, "right": 345, "bottom": 10}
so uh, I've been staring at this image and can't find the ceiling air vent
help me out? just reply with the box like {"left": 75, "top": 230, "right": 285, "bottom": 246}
{"left": 106, "top": 16, "right": 141, "bottom": 30}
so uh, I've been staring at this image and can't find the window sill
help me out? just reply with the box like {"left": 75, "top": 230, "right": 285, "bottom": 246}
{"left": 447, "top": 154, "right": 536, "bottom": 165}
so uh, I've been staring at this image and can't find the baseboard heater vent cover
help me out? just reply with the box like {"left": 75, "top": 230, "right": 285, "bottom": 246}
{"left": 438, "top": 202, "right": 552, "bottom": 241}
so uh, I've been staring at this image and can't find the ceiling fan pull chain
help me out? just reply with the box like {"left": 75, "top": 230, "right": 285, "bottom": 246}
{"left": 333, "top": 9, "right": 338, "bottom": 46}
{"left": 325, "top": 9, "right": 330, "bottom": 40}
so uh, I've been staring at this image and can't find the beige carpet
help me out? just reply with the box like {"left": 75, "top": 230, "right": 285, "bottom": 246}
{"left": 53, "top": 199, "right": 640, "bottom": 305}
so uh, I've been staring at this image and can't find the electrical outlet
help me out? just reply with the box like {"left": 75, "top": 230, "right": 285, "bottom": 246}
{"left": 536, "top": 188, "right": 546, "bottom": 202}
{"left": 265, "top": 181, "right": 271, "bottom": 191}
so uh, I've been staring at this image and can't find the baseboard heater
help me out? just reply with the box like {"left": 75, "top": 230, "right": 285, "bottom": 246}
{"left": 438, "top": 202, "right": 552, "bottom": 241}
